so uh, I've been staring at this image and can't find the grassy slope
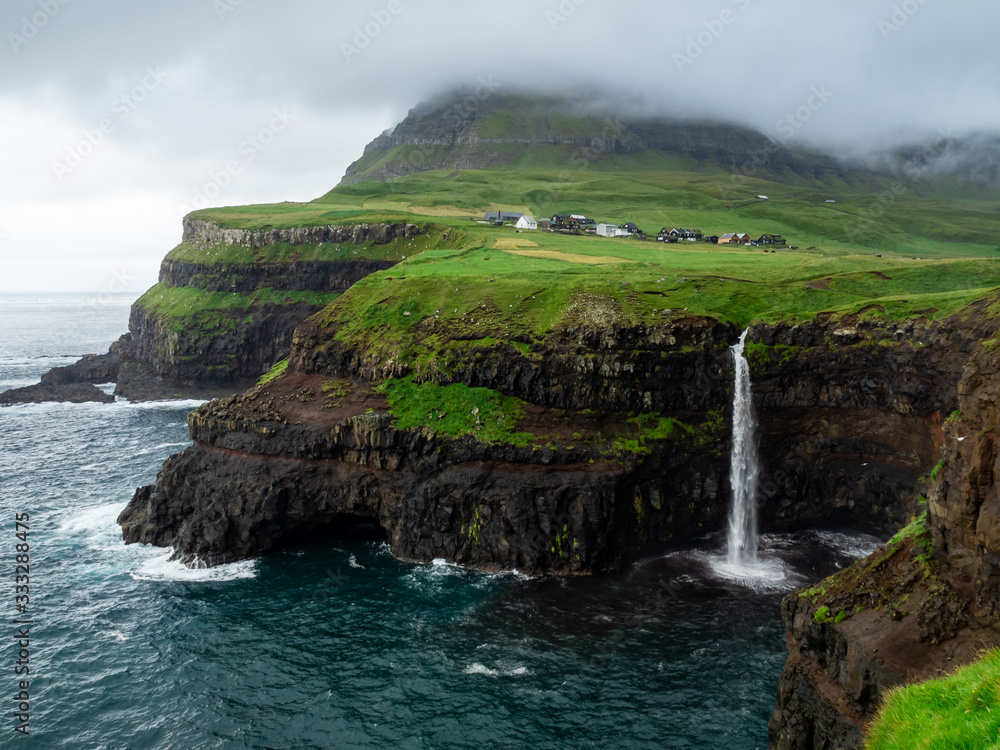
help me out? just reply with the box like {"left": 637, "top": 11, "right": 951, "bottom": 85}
{"left": 865, "top": 649, "right": 1000, "bottom": 749}
{"left": 175, "top": 165, "right": 1000, "bottom": 369}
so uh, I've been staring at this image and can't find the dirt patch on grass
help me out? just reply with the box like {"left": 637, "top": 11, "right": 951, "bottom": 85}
{"left": 807, "top": 278, "right": 833, "bottom": 291}
{"left": 869, "top": 271, "right": 894, "bottom": 281}
{"left": 504, "top": 248, "right": 637, "bottom": 266}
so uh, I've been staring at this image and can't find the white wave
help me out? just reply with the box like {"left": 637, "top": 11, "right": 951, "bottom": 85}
{"left": 811, "top": 530, "right": 881, "bottom": 560}
{"left": 58, "top": 503, "right": 122, "bottom": 536}
{"left": 114, "top": 399, "right": 206, "bottom": 410}
{"left": 0, "top": 356, "right": 80, "bottom": 366}
{"left": 348, "top": 554, "right": 365, "bottom": 569}
{"left": 0, "top": 379, "right": 42, "bottom": 389}
{"left": 134, "top": 441, "right": 191, "bottom": 456}
{"left": 706, "top": 555, "right": 798, "bottom": 592}
{"left": 131, "top": 550, "right": 258, "bottom": 583}
{"left": 669, "top": 548, "right": 805, "bottom": 593}
{"left": 464, "top": 663, "right": 498, "bottom": 676}
{"left": 463, "top": 663, "right": 530, "bottom": 677}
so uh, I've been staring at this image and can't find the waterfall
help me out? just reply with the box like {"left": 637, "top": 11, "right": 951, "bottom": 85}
{"left": 727, "top": 329, "right": 760, "bottom": 568}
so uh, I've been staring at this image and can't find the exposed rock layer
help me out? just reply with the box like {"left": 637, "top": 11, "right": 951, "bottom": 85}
{"left": 769, "top": 316, "right": 1000, "bottom": 749}
{"left": 121, "top": 316, "right": 974, "bottom": 574}
{"left": 13, "top": 219, "right": 422, "bottom": 403}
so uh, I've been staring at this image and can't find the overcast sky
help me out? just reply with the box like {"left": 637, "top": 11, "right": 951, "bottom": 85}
{"left": 1, "top": 0, "right": 997, "bottom": 293}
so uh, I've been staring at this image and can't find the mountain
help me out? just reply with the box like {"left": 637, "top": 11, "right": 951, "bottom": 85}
{"left": 341, "top": 90, "right": 860, "bottom": 187}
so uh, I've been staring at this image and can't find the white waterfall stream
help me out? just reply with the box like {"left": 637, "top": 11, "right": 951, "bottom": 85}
{"left": 726, "top": 328, "right": 760, "bottom": 569}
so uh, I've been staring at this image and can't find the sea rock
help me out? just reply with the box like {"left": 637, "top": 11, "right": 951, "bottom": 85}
{"left": 0, "top": 382, "right": 115, "bottom": 405}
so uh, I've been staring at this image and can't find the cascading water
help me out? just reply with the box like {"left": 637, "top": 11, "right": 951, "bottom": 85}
{"left": 727, "top": 328, "right": 760, "bottom": 569}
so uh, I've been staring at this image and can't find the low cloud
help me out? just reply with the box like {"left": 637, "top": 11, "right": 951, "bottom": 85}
{"left": 1, "top": 0, "right": 996, "bottom": 290}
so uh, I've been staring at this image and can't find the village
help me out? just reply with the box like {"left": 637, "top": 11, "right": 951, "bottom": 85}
{"left": 477, "top": 210, "right": 790, "bottom": 249}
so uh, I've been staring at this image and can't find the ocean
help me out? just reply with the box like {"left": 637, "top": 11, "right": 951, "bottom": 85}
{"left": 0, "top": 294, "right": 878, "bottom": 749}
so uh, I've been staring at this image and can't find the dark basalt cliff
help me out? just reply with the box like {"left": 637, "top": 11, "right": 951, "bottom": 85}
{"left": 120, "top": 314, "right": 973, "bottom": 576}
{"left": 769, "top": 313, "right": 1000, "bottom": 749}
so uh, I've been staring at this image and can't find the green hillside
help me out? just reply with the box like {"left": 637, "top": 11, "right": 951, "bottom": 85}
{"left": 181, "top": 160, "right": 1000, "bottom": 343}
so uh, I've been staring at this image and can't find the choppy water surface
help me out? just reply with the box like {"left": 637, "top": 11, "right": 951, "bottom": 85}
{"left": 0, "top": 295, "right": 879, "bottom": 749}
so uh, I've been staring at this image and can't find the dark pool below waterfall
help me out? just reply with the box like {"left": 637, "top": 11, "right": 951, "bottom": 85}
{"left": 0, "top": 294, "right": 879, "bottom": 749}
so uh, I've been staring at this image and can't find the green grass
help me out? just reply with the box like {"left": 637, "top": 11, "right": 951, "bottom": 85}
{"left": 865, "top": 649, "right": 1000, "bottom": 750}
{"left": 136, "top": 284, "right": 340, "bottom": 335}
{"left": 377, "top": 376, "right": 534, "bottom": 446}
{"left": 257, "top": 358, "right": 289, "bottom": 386}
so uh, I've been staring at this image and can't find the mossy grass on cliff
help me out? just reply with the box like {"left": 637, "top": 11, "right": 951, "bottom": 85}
{"left": 865, "top": 648, "right": 1000, "bottom": 750}
{"left": 378, "top": 376, "right": 534, "bottom": 446}
{"left": 164, "top": 231, "right": 444, "bottom": 266}
{"left": 798, "top": 512, "right": 935, "bottom": 622}
{"left": 136, "top": 284, "right": 340, "bottom": 335}
{"left": 257, "top": 358, "right": 289, "bottom": 386}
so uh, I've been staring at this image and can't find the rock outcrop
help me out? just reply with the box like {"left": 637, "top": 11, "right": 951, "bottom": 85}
{"left": 769, "top": 316, "right": 1000, "bottom": 749}
{"left": 12, "top": 218, "right": 425, "bottom": 403}
{"left": 1, "top": 382, "right": 115, "bottom": 405}
{"left": 120, "top": 315, "right": 974, "bottom": 574}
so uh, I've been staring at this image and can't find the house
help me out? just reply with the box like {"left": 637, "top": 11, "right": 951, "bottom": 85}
{"left": 484, "top": 211, "right": 523, "bottom": 225}
{"left": 596, "top": 223, "right": 620, "bottom": 238}
{"left": 704, "top": 235, "right": 719, "bottom": 244}
{"left": 539, "top": 219, "right": 551, "bottom": 230}
{"left": 718, "top": 233, "right": 741, "bottom": 245}
{"left": 619, "top": 222, "right": 641, "bottom": 237}
{"left": 550, "top": 214, "right": 570, "bottom": 229}
{"left": 665, "top": 227, "right": 703, "bottom": 240}
{"left": 757, "top": 234, "right": 785, "bottom": 245}
{"left": 737, "top": 233, "right": 751, "bottom": 244}
{"left": 516, "top": 215, "right": 538, "bottom": 231}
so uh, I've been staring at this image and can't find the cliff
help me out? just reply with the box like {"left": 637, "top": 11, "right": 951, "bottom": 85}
{"left": 119, "top": 313, "right": 974, "bottom": 574}
{"left": 10, "top": 218, "right": 426, "bottom": 402}
{"left": 768, "top": 308, "right": 1000, "bottom": 749}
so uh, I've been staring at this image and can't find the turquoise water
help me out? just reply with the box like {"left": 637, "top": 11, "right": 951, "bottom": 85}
{"left": 0, "top": 295, "right": 877, "bottom": 749}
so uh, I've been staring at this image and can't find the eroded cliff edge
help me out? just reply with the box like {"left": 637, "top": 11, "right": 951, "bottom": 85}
{"left": 769, "top": 306, "right": 1000, "bottom": 749}
{"left": 119, "top": 311, "right": 973, "bottom": 575}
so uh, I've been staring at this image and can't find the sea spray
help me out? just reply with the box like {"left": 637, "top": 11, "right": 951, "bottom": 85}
{"left": 727, "top": 328, "right": 760, "bottom": 568}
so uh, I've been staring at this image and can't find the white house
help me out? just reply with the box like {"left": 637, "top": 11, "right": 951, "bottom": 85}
{"left": 516, "top": 215, "right": 538, "bottom": 230}
{"left": 596, "top": 223, "right": 620, "bottom": 238}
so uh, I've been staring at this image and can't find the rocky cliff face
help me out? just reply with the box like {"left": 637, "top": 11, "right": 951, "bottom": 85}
{"left": 768, "top": 312, "right": 1000, "bottom": 749}
{"left": 119, "top": 374, "right": 728, "bottom": 572}
{"left": 120, "top": 314, "right": 974, "bottom": 575}
{"left": 929, "top": 343, "right": 1000, "bottom": 613}
{"left": 181, "top": 217, "right": 420, "bottom": 249}
{"left": 25, "top": 218, "right": 424, "bottom": 401}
